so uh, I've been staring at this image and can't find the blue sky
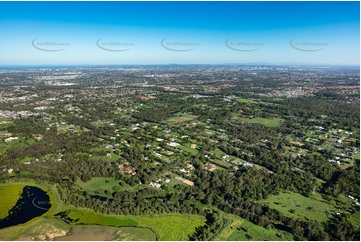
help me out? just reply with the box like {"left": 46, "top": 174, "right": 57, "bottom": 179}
{"left": 0, "top": 1, "right": 359, "bottom": 65}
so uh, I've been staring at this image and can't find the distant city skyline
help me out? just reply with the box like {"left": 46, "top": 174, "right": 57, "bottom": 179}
{"left": 0, "top": 1, "right": 359, "bottom": 66}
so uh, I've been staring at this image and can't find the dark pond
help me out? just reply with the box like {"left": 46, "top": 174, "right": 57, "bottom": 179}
{"left": 169, "top": 110, "right": 181, "bottom": 115}
{"left": 90, "top": 194, "right": 114, "bottom": 203}
{"left": 0, "top": 186, "right": 51, "bottom": 229}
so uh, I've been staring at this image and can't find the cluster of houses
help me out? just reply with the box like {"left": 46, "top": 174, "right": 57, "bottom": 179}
{"left": 0, "top": 110, "right": 35, "bottom": 119}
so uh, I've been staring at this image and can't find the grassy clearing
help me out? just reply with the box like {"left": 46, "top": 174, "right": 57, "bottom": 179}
{"left": 64, "top": 209, "right": 138, "bottom": 226}
{"left": 115, "top": 226, "right": 156, "bottom": 241}
{"left": 226, "top": 219, "right": 293, "bottom": 241}
{"left": 236, "top": 98, "right": 257, "bottom": 104}
{"left": 260, "top": 191, "right": 334, "bottom": 222}
{"left": 210, "top": 159, "right": 232, "bottom": 169}
{"left": 339, "top": 161, "right": 354, "bottom": 170}
{"left": 136, "top": 214, "right": 204, "bottom": 240}
{"left": 167, "top": 113, "right": 198, "bottom": 124}
{"left": 241, "top": 117, "right": 283, "bottom": 127}
{"left": 76, "top": 177, "right": 125, "bottom": 196}
{"left": 62, "top": 208, "right": 205, "bottom": 241}
{"left": 213, "top": 213, "right": 293, "bottom": 241}
{"left": 214, "top": 218, "right": 243, "bottom": 240}
{"left": 0, "top": 183, "right": 25, "bottom": 219}
{"left": 236, "top": 98, "right": 278, "bottom": 106}
{"left": 177, "top": 144, "right": 199, "bottom": 155}
{"left": 88, "top": 148, "right": 119, "bottom": 162}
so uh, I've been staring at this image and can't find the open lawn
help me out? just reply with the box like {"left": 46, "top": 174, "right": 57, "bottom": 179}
{"left": 88, "top": 148, "right": 119, "bottom": 162}
{"left": 115, "top": 226, "right": 156, "bottom": 241}
{"left": 339, "top": 160, "right": 355, "bottom": 170}
{"left": 0, "top": 184, "right": 25, "bottom": 219}
{"left": 136, "top": 214, "right": 204, "bottom": 240}
{"left": 214, "top": 213, "right": 293, "bottom": 241}
{"left": 241, "top": 117, "right": 283, "bottom": 127}
{"left": 260, "top": 191, "right": 335, "bottom": 222}
{"left": 167, "top": 113, "right": 198, "bottom": 124}
{"left": 76, "top": 177, "right": 125, "bottom": 196}
{"left": 226, "top": 219, "right": 293, "bottom": 241}
{"left": 177, "top": 144, "right": 199, "bottom": 155}
{"left": 60, "top": 208, "right": 205, "bottom": 241}
{"left": 236, "top": 98, "right": 257, "bottom": 104}
{"left": 210, "top": 159, "right": 232, "bottom": 169}
{"left": 236, "top": 98, "right": 279, "bottom": 107}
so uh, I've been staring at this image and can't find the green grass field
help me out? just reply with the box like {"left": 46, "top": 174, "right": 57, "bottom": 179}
{"left": 61, "top": 208, "right": 205, "bottom": 241}
{"left": 167, "top": 113, "right": 198, "bottom": 124}
{"left": 226, "top": 219, "right": 293, "bottom": 241}
{"left": 136, "top": 214, "right": 204, "bottom": 240}
{"left": 177, "top": 144, "right": 199, "bottom": 155}
{"left": 0, "top": 183, "right": 25, "bottom": 219}
{"left": 87, "top": 148, "right": 120, "bottom": 162}
{"left": 76, "top": 177, "right": 125, "bottom": 196}
{"left": 236, "top": 98, "right": 278, "bottom": 107}
{"left": 210, "top": 159, "right": 232, "bottom": 169}
{"left": 236, "top": 98, "right": 257, "bottom": 104}
{"left": 260, "top": 191, "right": 334, "bottom": 222}
{"left": 213, "top": 148, "right": 226, "bottom": 157}
{"left": 63, "top": 209, "right": 138, "bottom": 226}
{"left": 213, "top": 213, "right": 293, "bottom": 241}
{"left": 115, "top": 226, "right": 156, "bottom": 241}
{"left": 241, "top": 117, "right": 283, "bottom": 127}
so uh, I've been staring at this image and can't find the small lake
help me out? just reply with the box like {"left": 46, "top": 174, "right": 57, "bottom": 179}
{"left": 0, "top": 186, "right": 51, "bottom": 229}
{"left": 54, "top": 227, "right": 119, "bottom": 241}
